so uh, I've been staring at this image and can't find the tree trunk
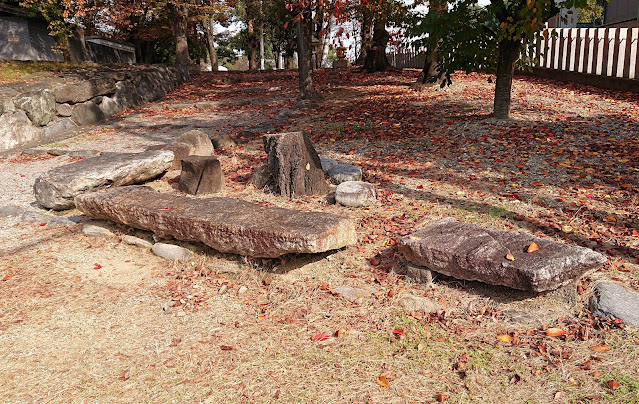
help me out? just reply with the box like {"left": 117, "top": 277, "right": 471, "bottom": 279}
{"left": 414, "top": 0, "right": 447, "bottom": 88}
{"left": 206, "top": 17, "right": 218, "bottom": 71}
{"left": 297, "top": 10, "right": 319, "bottom": 100}
{"left": 169, "top": 2, "right": 191, "bottom": 65}
{"left": 493, "top": 39, "right": 521, "bottom": 119}
{"left": 247, "top": 0, "right": 259, "bottom": 71}
{"left": 363, "top": 20, "right": 390, "bottom": 73}
{"left": 356, "top": 10, "right": 372, "bottom": 65}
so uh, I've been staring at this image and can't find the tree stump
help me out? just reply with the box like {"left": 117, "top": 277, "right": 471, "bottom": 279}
{"left": 262, "top": 132, "right": 329, "bottom": 198}
{"left": 177, "top": 156, "right": 223, "bottom": 195}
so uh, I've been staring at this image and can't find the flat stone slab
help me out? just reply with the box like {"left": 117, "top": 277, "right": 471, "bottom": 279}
{"left": 74, "top": 186, "right": 357, "bottom": 258}
{"left": 34, "top": 150, "right": 174, "bottom": 210}
{"left": 398, "top": 218, "right": 606, "bottom": 292}
{"left": 590, "top": 281, "right": 639, "bottom": 327}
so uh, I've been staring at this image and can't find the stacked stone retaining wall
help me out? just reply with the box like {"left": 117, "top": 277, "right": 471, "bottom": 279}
{"left": 0, "top": 65, "right": 190, "bottom": 153}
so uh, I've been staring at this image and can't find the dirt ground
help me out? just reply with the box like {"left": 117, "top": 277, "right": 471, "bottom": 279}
{"left": 0, "top": 68, "right": 638, "bottom": 403}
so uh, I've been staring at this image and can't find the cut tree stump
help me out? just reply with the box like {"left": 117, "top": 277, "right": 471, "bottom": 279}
{"left": 263, "top": 132, "right": 329, "bottom": 198}
{"left": 177, "top": 156, "right": 223, "bottom": 195}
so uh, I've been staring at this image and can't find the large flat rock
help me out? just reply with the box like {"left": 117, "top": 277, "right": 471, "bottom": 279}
{"left": 398, "top": 218, "right": 606, "bottom": 292}
{"left": 34, "top": 151, "right": 174, "bottom": 210}
{"left": 75, "top": 186, "right": 357, "bottom": 258}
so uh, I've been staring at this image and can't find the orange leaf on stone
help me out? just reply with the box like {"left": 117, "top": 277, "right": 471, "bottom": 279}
{"left": 527, "top": 242, "right": 539, "bottom": 253}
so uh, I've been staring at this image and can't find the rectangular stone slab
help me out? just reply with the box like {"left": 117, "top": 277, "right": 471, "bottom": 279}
{"left": 75, "top": 186, "right": 357, "bottom": 258}
{"left": 398, "top": 218, "right": 606, "bottom": 292}
{"left": 33, "top": 150, "right": 174, "bottom": 210}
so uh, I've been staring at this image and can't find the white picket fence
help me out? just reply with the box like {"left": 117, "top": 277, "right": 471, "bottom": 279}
{"left": 530, "top": 27, "right": 639, "bottom": 79}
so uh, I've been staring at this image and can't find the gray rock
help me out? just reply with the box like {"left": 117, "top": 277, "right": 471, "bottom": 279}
{"left": 0, "top": 205, "right": 26, "bottom": 217}
{"left": 591, "top": 281, "right": 639, "bottom": 327}
{"left": 327, "top": 164, "right": 362, "bottom": 184}
{"left": 71, "top": 101, "right": 106, "bottom": 126}
{"left": 335, "top": 181, "right": 376, "bottom": 207}
{"left": 320, "top": 157, "right": 339, "bottom": 172}
{"left": 54, "top": 77, "right": 116, "bottom": 104}
{"left": 147, "top": 142, "right": 195, "bottom": 170}
{"left": 248, "top": 164, "right": 271, "bottom": 189}
{"left": 75, "top": 186, "right": 358, "bottom": 258}
{"left": 122, "top": 235, "right": 153, "bottom": 250}
{"left": 194, "top": 102, "right": 217, "bottom": 109}
{"left": 56, "top": 103, "right": 73, "bottom": 117}
{"left": 177, "top": 156, "right": 223, "bottom": 195}
{"left": 398, "top": 218, "right": 607, "bottom": 292}
{"left": 20, "top": 211, "right": 78, "bottom": 227}
{"left": 14, "top": 89, "right": 56, "bottom": 126}
{"left": 211, "top": 134, "right": 237, "bottom": 149}
{"left": 99, "top": 96, "right": 120, "bottom": 118}
{"left": 82, "top": 223, "right": 115, "bottom": 237}
{"left": 33, "top": 150, "right": 174, "bottom": 210}
{"left": 334, "top": 286, "right": 372, "bottom": 304}
{"left": 112, "top": 80, "right": 143, "bottom": 109}
{"left": 0, "top": 111, "right": 43, "bottom": 152}
{"left": 398, "top": 295, "right": 441, "bottom": 313}
{"left": 276, "top": 108, "right": 300, "bottom": 121}
{"left": 152, "top": 243, "right": 194, "bottom": 261}
{"left": 177, "top": 130, "right": 214, "bottom": 156}
{"left": 45, "top": 148, "right": 100, "bottom": 158}
{"left": 44, "top": 118, "right": 77, "bottom": 138}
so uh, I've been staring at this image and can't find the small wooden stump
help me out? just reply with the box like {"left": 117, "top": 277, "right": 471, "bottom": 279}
{"left": 177, "top": 156, "right": 223, "bottom": 195}
{"left": 263, "top": 131, "right": 329, "bottom": 198}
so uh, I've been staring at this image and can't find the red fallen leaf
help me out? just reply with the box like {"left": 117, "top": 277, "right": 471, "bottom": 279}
{"left": 393, "top": 328, "right": 405, "bottom": 336}
{"left": 94, "top": 264, "right": 102, "bottom": 270}
{"left": 334, "top": 328, "right": 346, "bottom": 338}
{"left": 416, "top": 185, "right": 424, "bottom": 189}
{"left": 533, "top": 182, "right": 544, "bottom": 187}
{"left": 220, "top": 345, "right": 233, "bottom": 351}
{"left": 311, "top": 333, "right": 329, "bottom": 342}
{"left": 515, "top": 163, "right": 525, "bottom": 168}
{"left": 39, "top": 223, "right": 46, "bottom": 226}
{"left": 606, "top": 379, "right": 621, "bottom": 390}
{"left": 157, "top": 207, "right": 170, "bottom": 211}
{"left": 2, "top": 274, "right": 14, "bottom": 281}
{"left": 632, "top": 230, "right": 639, "bottom": 237}
{"left": 527, "top": 242, "right": 539, "bottom": 253}
{"left": 369, "top": 258, "right": 380, "bottom": 266}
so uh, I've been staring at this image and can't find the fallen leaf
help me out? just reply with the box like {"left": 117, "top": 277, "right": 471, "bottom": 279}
{"left": 497, "top": 334, "right": 512, "bottom": 342}
{"left": 369, "top": 258, "right": 380, "bottom": 266}
{"left": 589, "top": 345, "right": 612, "bottom": 352}
{"left": 606, "top": 379, "right": 621, "bottom": 390}
{"left": 409, "top": 236, "right": 422, "bottom": 240}
{"left": 546, "top": 328, "right": 567, "bottom": 337}
{"left": 118, "top": 369, "right": 130, "bottom": 381}
{"left": 311, "top": 333, "right": 329, "bottom": 342}
{"left": 393, "top": 328, "right": 405, "bottom": 336}
{"left": 527, "top": 242, "right": 539, "bottom": 253}
{"left": 220, "top": 345, "right": 233, "bottom": 351}
{"left": 436, "top": 392, "right": 450, "bottom": 402}
{"left": 505, "top": 253, "right": 515, "bottom": 261}
{"left": 334, "top": 328, "right": 346, "bottom": 338}
{"left": 377, "top": 375, "right": 389, "bottom": 387}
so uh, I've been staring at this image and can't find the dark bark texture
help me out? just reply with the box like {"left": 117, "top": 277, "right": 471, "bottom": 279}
{"left": 263, "top": 132, "right": 329, "bottom": 198}
{"left": 363, "top": 20, "right": 390, "bottom": 73}
{"left": 493, "top": 38, "right": 521, "bottom": 119}
{"left": 169, "top": 2, "right": 191, "bottom": 65}
{"left": 296, "top": 10, "right": 318, "bottom": 99}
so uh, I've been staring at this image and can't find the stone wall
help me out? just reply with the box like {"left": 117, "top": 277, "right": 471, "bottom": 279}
{"left": 0, "top": 65, "right": 190, "bottom": 153}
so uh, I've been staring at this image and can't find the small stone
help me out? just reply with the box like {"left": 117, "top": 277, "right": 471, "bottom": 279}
{"left": 82, "top": 223, "right": 115, "bottom": 237}
{"left": 176, "top": 130, "right": 214, "bottom": 156}
{"left": 238, "top": 286, "right": 248, "bottom": 295}
{"left": 334, "top": 286, "right": 372, "bottom": 304}
{"left": 248, "top": 164, "right": 271, "bottom": 190}
{"left": 21, "top": 211, "right": 79, "bottom": 227}
{"left": 152, "top": 243, "right": 194, "bottom": 261}
{"left": 335, "top": 181, "right": 376, "bottom": 207}
{"left": 122, "top": 235, "right": 153, "bottom": 250}
{"left": 398, "top": 295, "right": 441, "bottom": 313}
{"left": 56, "top": 103, "right": 73, "bottom": 117}
{"left": 211, "top": 134, "right": 237, "bottom": 149}
{"left": 320, "top": 157, "right": 338, "bottom": 172}
{"left": 218, "top": 285, "right": 228, "bottom": 295}
{"left": 194, "top": 102, "right": 217, "bottom": 109}
{"left": 590, "top": 281, "right": 639, "bottom": 327}
{"left": 327, "top": 164, "right": 362, "bottom": 184}
{"left": 0, "top": 205, "right": 26, "bottom": 217}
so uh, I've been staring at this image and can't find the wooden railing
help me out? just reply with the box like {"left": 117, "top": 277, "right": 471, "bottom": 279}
{"left": 530, "top": 27, "right": 639, "bottom": 79}
{"left": 388, "top": 49, "right": 425, "bottom": 69}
